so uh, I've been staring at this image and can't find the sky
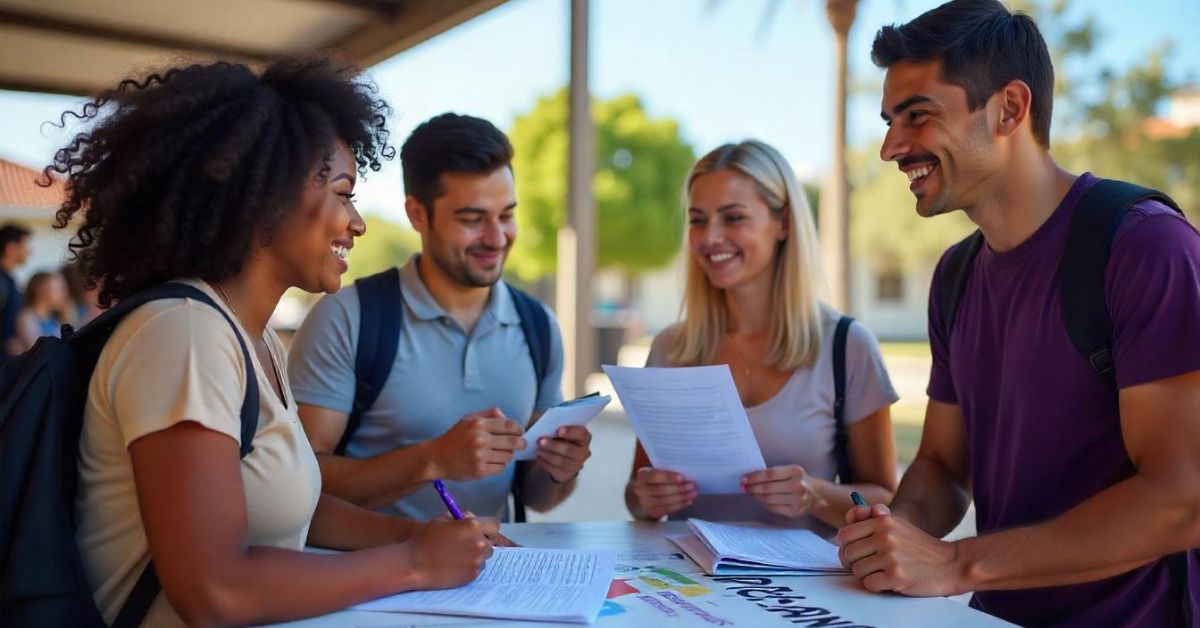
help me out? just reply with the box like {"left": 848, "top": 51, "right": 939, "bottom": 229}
{"left": 1, "top": 0, "right": 1197, "bottom": 225}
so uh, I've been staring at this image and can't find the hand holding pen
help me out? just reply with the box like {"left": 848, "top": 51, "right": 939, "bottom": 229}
{"left": 433, "top": 479, "right": 520, "bottom": 547}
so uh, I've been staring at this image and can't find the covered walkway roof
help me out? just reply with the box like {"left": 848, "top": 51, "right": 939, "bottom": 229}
{"left": 0, "top": 0, "right": 506, "bottom": 95}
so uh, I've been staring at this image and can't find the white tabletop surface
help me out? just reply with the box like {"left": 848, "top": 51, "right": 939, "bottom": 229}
{"left": 267, "top": 521, "right": 1015, "bottom": 628}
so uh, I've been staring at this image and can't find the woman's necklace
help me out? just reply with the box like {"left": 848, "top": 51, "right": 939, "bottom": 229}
{"left": 213, "top": 281, "right": 283, "bottom": 386}
{"left": 728, "top": 335, "right": 757, "bottom": 377}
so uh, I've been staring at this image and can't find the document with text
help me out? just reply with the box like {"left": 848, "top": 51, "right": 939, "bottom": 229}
{"left": 351, "top": 547, "right": 616, "bottom": 624}
{"left": 602, "top": 364, "right": 766, "bottom": 493}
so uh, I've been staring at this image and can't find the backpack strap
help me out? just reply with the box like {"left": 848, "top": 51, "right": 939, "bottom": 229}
{"left": 340, "top": 267, "right": 403, "bottom": 456}
{"left": 112, "top": 562, "right": 159, "bottom": 628}
{"left": 937, "top": 231, "right": 985, "bottom": 341}
{"left": 340, "top": 275, "right": 550, "bottom": 524}
{"left": 99, "top": 282, "right": 260, "bottom": 628}
{"left": 832, "top": 316, "right": 854, "bottom": 485}
{"left": 1059, "top": 179, "right": 1191, "bottom": 621}
{"left": 1060, "top": 179, "right": 1183, "bottom": 376}
{"left": 506, "top": 285, "right": 550, "bottom": 399}
{"left": 504, "top": 284, "right": 552, "bottom": 525}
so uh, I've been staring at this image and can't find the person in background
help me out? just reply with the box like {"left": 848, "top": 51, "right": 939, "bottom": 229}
{"left": 62, "top": 262, "right": 103, "bottom": 326}
{"left": 15, "top": 271, "right": 69, "bottom": 349}
{"left": 0, "top": 224, "right": 31, "bottom": 357}
{"left": 625, "top": 140, "right": 898, "bottom": 536}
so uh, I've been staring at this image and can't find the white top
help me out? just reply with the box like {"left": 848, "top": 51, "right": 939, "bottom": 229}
{"left": 652, "top": 306, "right": 898, "bottom": 535}
{"left": 75, "top": 279, "right": 322, "bottom": 627}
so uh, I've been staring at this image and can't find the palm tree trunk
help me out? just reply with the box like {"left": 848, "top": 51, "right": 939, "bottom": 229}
{"left": 820, "top": 0, "right": 857, "bottom": 312}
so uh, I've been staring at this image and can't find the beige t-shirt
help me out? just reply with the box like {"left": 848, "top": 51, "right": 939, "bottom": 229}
{"left": 75, "top": 280, "right": 322, "bottom": 627}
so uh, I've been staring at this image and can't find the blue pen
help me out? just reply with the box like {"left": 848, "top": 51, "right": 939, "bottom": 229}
{"left": 433, "top": 479, "right": 464, "bottom": 519}
{"left": 851, "top": 491, "right": 867, "bottom": 507}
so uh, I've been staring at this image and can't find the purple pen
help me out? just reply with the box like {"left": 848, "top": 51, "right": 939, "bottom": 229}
{"left": 433, "top": 479, "right": 464, "bottom": 520}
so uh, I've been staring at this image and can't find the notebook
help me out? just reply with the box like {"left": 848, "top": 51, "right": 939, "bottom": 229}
{"left": 667, "top": 519, "right": 849, "bottom": 576}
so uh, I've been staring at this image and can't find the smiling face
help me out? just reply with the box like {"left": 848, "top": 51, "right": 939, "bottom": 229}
{"left": 410, "top": 167, "right": 517, "bottom": 288}
{"left": 686, "top": 168, "right": 787, "bottom": 291}
{"left": 270, "top": 138, "right": 366, "bottom": 294}
{"left": 879, "top": 59, "right": 1000, "bottom": 217}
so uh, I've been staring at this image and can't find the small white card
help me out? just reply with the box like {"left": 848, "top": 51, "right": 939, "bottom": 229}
{"left": 513, "top": 394, "right": 611, "bottom": 461}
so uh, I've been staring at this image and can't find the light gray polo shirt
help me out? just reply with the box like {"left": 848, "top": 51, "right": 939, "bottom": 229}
{"left": 287, "top": 254, "right": 564, "bottom": 521}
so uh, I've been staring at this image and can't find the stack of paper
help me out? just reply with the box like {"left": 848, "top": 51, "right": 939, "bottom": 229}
{"left": 514, "top": 393, "right": 612, "bottom": 461}
{"left": 352, "top": 547, "right": 617, "bottom": 624}
{"left": 667, "top": 519, "right": 849, "bottom": 576}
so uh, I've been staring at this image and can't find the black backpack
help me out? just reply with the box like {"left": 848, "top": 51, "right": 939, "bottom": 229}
{"left": 0, "top": 283, "right": 260, "bottom": 628}
{"left": 342, "top": 267, "right": 551, "bottom": 522}
{"left": 936, "top": 178, "right": 1193, "bottom": 624}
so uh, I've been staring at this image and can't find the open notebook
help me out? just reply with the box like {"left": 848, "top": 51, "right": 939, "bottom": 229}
{"left": 667, "top": 519, "right": 849, "bottom": 576}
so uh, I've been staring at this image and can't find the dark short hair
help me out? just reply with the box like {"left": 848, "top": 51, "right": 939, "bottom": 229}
{"left": 871, "top": 0, "right": 1054, "bottom": 147}
{"left": 43, "top": 55, "right": 393, "bottom": 307}
{"left": 400, "top": 113, "right": 513, "bottom": 214}
{"left": 0, "top": 224, "right": 31, "bottom": 253}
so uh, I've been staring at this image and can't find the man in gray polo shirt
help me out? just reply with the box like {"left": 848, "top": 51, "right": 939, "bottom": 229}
{"left": 287, "top": 113, "right": 591, "bottom": 521}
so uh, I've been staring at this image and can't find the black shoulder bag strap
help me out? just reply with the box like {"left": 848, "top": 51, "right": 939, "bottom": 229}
{"left": 110, "top": 283, "right": 259, "bottom": 628}
{"left": 1060, "top": 179, "right": 1183, "bottom": 376}
{"left": 505, "top": 284, "right": 552, "bottom": 524}
{"left": 1060, "top": 179, "right": 1189, "bottom": 625}
{"left": 938, "top": 231, "right": 986, "bottom": 341}
{"left": 506, "top": 285, "right": 550, "bottom": 394}
{"left": 341, "top": 267, "right": 404, "bottom": 456}
{"left": 832, "top": 316, "right": 855, "bottom": 485}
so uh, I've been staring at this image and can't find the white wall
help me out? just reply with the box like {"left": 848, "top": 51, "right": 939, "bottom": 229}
{"left": 1168, "top": 92, "right": 1200, "bottom": 128}
{"left": 850, "top": 261, "right": 933, "bottom": 341}
{"left": 632, "top": 252, "right": 686, "bottom": 334}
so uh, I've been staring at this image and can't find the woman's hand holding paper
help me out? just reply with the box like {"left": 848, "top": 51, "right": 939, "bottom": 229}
{"left": 632, "top": 467, "right": 697, "bottom": 519}
{"left": 742, "top": 465, "right": 820, "bottom": 519}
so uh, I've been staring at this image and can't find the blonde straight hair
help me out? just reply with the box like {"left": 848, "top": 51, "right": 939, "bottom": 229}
{"left": 669, "top": 140, "right": 826, "bottom": 369}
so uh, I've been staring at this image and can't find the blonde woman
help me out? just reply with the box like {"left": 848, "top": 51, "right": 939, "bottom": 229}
{"left": 624, "top": 140, "right": 898, "bottom": 534}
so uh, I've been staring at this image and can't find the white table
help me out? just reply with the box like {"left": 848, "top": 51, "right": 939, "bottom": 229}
{"left": 271, "top": 521, "right": 1014, "bottom": 627}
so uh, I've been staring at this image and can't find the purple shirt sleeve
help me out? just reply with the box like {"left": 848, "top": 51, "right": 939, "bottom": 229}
{"left": 926, "top": 250, "right": 958, "bottom": 404}
{"left": 1107, "top": 202, "right": 1200, "bottom": 389}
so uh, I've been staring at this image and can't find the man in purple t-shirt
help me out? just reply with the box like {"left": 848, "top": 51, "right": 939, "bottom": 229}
{"left": 835, "top": 1, "right": 1200, "bottom": 626}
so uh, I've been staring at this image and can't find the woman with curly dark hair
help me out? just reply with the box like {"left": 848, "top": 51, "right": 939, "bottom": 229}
{"left": 52, "top": 57, "right": 496, "bottom": 627}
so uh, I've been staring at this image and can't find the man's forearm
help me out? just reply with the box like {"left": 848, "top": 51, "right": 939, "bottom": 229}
{"left": 955, "top": 473, "right": 1200, "bottom": 592}
{"left": 890, "top": 454, "right": 972, "bottom": 537}
{"left": 317, "top": 441, "right": 441, "bottom": 509}
{"left": 520, "top": 463, "right": 576, "bottom": 512}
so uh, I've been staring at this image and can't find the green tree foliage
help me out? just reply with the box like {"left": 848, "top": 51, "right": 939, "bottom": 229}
{"left": 851, "top": 0, "right": 1199, "bottom": 274}
{"left": 849, "top": 147, "right": 977, "bottom": 271}
{"left": 1054, "top": 47, "right": 1200, "bottom": 217}
{"left": 507, "top": 88, "right": 696, "bottom": 281}
{"left": 343, "top": 213, "right": 421, "bottom": 283}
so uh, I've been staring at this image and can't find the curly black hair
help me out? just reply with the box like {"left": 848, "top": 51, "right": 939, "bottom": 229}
{"left": 41, "top": 55, "right": 393, "bottom": 307}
